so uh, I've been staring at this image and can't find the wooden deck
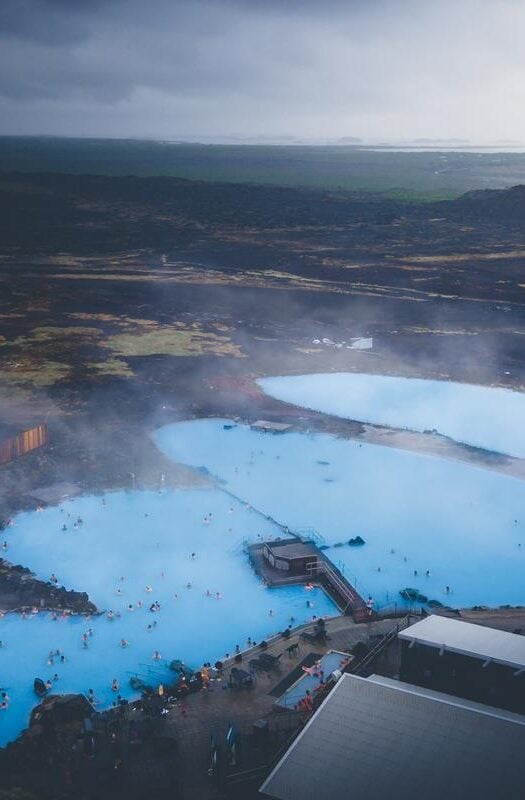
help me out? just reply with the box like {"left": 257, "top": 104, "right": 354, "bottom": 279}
{"left": 247, "top": 541, "right": 371, "bottom": 623}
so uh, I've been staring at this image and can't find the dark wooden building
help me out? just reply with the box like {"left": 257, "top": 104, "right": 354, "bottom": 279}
{"left": 399, "top": 615, "right": 525, "bottom": 714}
{"left": 263, "top": 538, "right": 319, "bottom": 576}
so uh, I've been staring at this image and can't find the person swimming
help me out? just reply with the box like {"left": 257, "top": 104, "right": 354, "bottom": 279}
{"left": 120, "top": 639, "right": 129, "bottom": 648}
{"left": 111, "top": 679, "right": 119, "bottom": 692}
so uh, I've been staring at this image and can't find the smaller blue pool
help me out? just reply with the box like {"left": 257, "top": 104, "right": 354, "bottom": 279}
{"left": 276, "top": 650, "right": 351, "bottom": 709}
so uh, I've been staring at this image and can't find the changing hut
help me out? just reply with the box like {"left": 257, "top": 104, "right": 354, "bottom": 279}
{"left": 249, "top": 537, "right": 370, "bottom": 622}
{"left": 264, "top": 539, "right": 319, "bottom": 576}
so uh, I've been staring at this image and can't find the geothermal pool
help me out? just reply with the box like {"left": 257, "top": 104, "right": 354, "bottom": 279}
{"left": 155, "top": 418, "right": 525, "bottom": 611}
{"left": 0, "top": 489, "right": 337, "bottom": 746}
{"left": 258, "top": 372, "right": 525, "bottom": 458}
{"left": 3, "top": 371, "right": 525, "bottom": 746}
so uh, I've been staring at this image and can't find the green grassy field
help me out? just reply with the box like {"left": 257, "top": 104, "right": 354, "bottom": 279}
{"left": 2, "top": 136, "right": 525, "bottom": 199}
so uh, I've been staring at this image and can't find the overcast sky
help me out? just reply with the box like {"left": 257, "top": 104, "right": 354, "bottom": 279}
{"left": 0, "top": 0, "right": 524, "bottom": 142}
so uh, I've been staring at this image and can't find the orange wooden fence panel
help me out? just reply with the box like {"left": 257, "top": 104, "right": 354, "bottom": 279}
{"left": 0, "top": 423, "right": 48, "bottom": 465}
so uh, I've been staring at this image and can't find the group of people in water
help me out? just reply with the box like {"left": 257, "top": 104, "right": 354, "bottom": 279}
{"left": 372, "top": 549, "right": 455, "bottom": 597}
{"left": 3, "top": 491, "right": 340, "bottom": 715}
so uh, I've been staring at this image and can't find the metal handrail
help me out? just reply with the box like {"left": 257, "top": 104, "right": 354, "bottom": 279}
{"left": 350, "top": 616, "right": 411, "bottom": 675}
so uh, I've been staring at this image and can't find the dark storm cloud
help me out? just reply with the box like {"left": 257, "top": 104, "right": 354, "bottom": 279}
{"left": 0, "top": 0, "right": 523, "bottom": 140}
{"left": 0, "top": 0, "right": 100, "bottom": 44}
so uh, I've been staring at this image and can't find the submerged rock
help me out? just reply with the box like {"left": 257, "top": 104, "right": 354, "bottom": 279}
{"left": 400, "top": 587, "right": 428, "bottom": 604}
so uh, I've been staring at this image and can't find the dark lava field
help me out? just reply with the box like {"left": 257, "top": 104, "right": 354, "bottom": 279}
{"left": 1, "top": 170, "right": 525, "bottom": 518}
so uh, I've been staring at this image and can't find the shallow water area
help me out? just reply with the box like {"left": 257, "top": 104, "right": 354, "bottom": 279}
{"left": 155, "top": 419, "right": 525, "bottom": 611}
{"left": 258, "top": 372, "right": 525, "bottom": 458}
{"left": 276, "top": 650, "right": 349, "bottom": 709}
{"left": 0, "top": 489, "right": 337, "bottom": 746}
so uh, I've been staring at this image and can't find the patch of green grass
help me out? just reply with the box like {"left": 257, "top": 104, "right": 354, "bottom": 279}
{"left": 105, "top": 326, "right": 244, "bottom": 358}
{"left": 0, "top": 359, "right": 71, "bottom": 387}
{"left": 87, "top": 358, "right": 135, "bottom": 377}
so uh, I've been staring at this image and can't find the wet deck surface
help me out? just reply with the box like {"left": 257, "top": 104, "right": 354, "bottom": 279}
{"left": 160, "top": 606, "right": 525, "bottom": 798}
{"left": 163, "top": 614, "right": 397, "bottom": 799}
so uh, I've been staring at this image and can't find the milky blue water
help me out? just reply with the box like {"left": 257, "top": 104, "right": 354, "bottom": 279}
{"left": 154, "top": 419, "right": 525, "bottom": 612}
{"left": 276, "top": 650, "right": 349, "bottom": 709}
{"left": 0, "top": 489, "right": 337, "bottom": 746}
{"left": 258, "top": 373, "right": 525, "bottom": 458}
{"left": 4, "top": 368, "right": 525, "bottom": 747}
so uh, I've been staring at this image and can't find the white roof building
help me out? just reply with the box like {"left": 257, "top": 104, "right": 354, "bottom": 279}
{"left": 398, "top": 614, "right": 525, "bottom": 670}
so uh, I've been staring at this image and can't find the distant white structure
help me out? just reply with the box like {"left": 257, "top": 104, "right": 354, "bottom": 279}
{"left": 348, "top": 337, "right": 373, "bottom": 350}
{"left": 251, "top": 421, "right": 293, "bottom": 434}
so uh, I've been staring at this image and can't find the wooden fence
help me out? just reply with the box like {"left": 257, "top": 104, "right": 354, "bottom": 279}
{"left": 0, "top": 423, "right": 48, "bottom": 465}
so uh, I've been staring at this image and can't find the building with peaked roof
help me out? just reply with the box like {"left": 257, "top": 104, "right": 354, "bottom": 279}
{"left": 398, "top": 614, "right": 525, "bottom": 712}
{"left": 260, "top": 673, "right": 525, "bottom": 800}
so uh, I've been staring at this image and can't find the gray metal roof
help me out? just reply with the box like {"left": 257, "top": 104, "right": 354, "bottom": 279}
{"left": 267, "top": 541, "right": 318, "bottom": 559}
{"left": 260, "top": 674, "right": 525, "bottom": 800}
{"left": 398, "top": 614, "right": 525, "bottom": 670}
{"left": 367, "top": 674, "right": 525, "bottom": 723}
